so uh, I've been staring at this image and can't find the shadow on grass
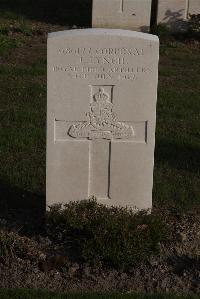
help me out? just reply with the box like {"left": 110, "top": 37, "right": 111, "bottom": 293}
{"left": 0, "top": 0, "right": 92, "bottom": 26}
{"left": 167, "top": 254, "right": 200, "bottom": 277}
{"left": 155, "top": 138, "right": 200, "bottom": 174}
{"left": 0, "top": 180, "right": 45, "bottom": 235}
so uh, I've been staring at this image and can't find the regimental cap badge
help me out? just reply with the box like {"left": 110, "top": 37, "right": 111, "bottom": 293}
{"left": 68, "top": 85, "right": 134, "bottom": 140}
{"left": 93, "top": 88, "right": 110, "bottom": 102}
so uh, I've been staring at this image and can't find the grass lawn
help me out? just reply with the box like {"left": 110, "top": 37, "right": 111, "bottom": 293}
{"left": 154, "top": 41, "right": 200, "bottom": 210}
{"left": 0, "top": 289, "right": 199, "bottom": 299}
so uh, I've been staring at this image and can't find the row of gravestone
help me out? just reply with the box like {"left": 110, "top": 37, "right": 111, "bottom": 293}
{"left": 46, "top": 1, "right": 160, "bottom": 211}
{"left": 92, "top": 0, "right": 200, "bottom": 32}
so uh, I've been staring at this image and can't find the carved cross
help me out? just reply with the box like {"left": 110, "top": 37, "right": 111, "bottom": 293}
{"left": 55, "top": 85, "right": 146, "bottom": 201}
{"left": 185, "top": 0, "right": 190, "bottom": 19}
{"left": 119, "top": 0, "right": 125, "bottom": 13}
{"left": 119, "top": 0, "right": 136, "bottom": 16}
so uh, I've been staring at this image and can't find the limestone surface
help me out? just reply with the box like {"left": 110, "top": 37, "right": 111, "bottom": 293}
{"left": 92, "top": 0, "right": 152, "bottom": 32}
{"left": 157, "top": 0, "right": 200, "bottom": 31}
{"left": 47, "top": 29, "right": 159, "bottom": 210}
{"left": 189, "top": 0, "right": 200, "bottom": 15}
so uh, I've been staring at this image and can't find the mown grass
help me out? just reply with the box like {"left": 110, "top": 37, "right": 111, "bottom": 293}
{"left": 0, "top": 10, "right": 199, "bottom": 213}
{"left": 154, "top": 42, "right": 200, "bottom": 210}
{"left": 0, "top": 17, "right": 46, "bottom": 196}
{"left": 0, "top": 289, "right": 199, "bottom": 299}
{"left": 0, "top": 66, "right": 46, "bottom": 193}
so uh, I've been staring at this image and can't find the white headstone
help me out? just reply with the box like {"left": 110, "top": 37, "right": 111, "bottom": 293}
{"left": 157, "top": 0, "right": 188, "bottom": 31}
{"left": 188, "top": 0, "right": 200, "bottom": 15}
{"left": 92, "top": 0, "right": 152, "bottom": 32}
{"left": 47, "top": 29, "right": 159, "bottom": 211}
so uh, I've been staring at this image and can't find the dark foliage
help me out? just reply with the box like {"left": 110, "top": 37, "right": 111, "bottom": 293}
{"left": 188, "top": 14, "right": 200, "bottom": 35}
{"left": 47, "top": 199, "right": 167, "bottom": 270}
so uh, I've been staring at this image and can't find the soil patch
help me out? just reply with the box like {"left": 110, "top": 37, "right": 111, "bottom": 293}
{"left": 0, "top": 210, "right": 199, "bottom": 294}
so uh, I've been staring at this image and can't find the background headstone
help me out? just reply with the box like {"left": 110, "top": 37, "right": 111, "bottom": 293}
{"left": 156, "top": 0, "right": 200, "bottom": 31}
{"left": 92, "top": 0, "right": 152, "bottom": 32}
{"left": 188, "top": 0, "right": 200, "bottom": 15}
{"left": 157, "top": 0, "right": 188, "bottom": 31}
{"left": 47, "top": 29, "right": 159, "bottom": 210}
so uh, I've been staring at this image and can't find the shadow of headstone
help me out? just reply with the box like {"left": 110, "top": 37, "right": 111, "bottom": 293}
{"left": 0, "top": 0, "right": 92, "bottom": 26}
{"left": 163, "top": 9, "right": 188, "bottom": 32}
{"left": 140, "top": 25, "right": 150, "bottom": 33}
{"left": 0, "top": 180, "right": 45, "bottom": 235}
{"left": 150, "top": 0, "right": 158, "bottom": 28}
{"left": 155, "top": 137, "right": 200, "bottom": 174}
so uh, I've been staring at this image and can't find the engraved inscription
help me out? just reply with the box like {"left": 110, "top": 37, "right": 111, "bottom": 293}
{"left": 68, "top": 87, "right": 134, "bottom": 140}
{"left": 52, "top": 46, "right": 153, "bottom": 81}
{"left": 59, "top": 48, "right": 144, "bottom": 56}
{"left": 53, "top": 65, "right": 151, "bottom": 81}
